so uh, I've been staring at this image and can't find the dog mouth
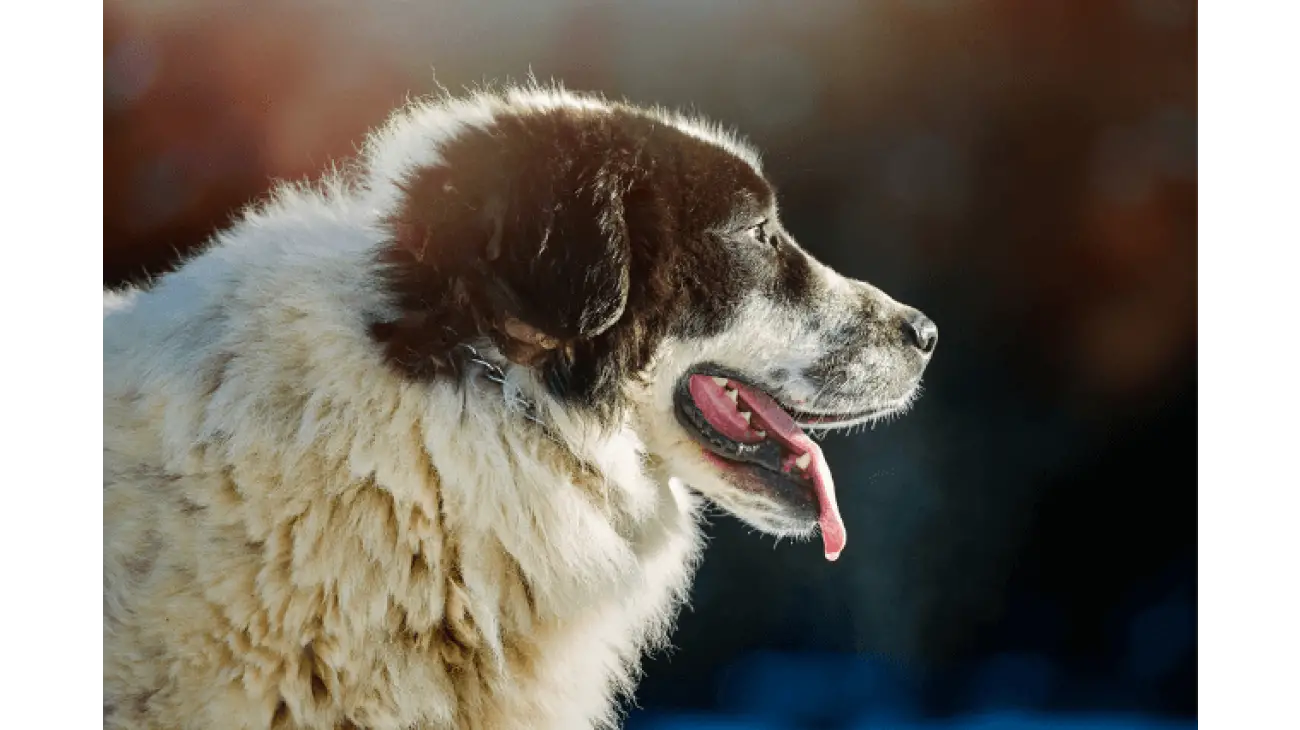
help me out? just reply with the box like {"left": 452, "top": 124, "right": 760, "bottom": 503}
{"left": 673, "top": 368, "right": 854, "bottom": 561}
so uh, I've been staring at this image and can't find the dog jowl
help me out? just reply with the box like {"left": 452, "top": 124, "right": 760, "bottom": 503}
{"left": 371, "top": 100, "right": 938, "bottom": 561}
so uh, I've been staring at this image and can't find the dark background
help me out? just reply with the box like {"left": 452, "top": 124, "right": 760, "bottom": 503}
{"left": 104, "top": 1, "right": 1196, "bottom": 727}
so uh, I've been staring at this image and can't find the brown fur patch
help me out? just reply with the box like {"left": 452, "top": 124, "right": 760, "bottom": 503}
{"left": 370, "top": 105, "right": 775, "bottom": 417}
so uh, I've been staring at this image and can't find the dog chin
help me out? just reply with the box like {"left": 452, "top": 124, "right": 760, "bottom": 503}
{"left": 654, "top": 440, "right": 820, "bottom": 538}
{"left": 710, "top": 495, "right": 821, "bottom": 539}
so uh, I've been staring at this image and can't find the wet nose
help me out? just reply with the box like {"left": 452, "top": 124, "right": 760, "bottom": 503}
{"left": 902, "top": 311, "right": 938, "bottom": 355}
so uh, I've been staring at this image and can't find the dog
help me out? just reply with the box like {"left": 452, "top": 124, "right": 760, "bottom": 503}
{"left": 103, "top": 85, "right": 937, "bottom": 729}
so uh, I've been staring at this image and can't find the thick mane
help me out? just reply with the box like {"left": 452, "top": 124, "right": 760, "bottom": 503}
{"left": 103, "top": 86, "right": 706, "bottom": 730}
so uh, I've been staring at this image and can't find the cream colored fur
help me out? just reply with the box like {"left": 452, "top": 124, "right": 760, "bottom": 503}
{"left": 104, "top": 87, "right": 724, "bottom": 730}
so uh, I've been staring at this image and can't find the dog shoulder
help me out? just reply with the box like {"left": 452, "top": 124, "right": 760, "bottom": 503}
{"left": 104, "top": 84, "right": 712, "bottom": 730}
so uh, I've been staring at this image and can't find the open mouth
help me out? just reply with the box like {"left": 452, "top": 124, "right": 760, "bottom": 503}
{"left": 673, "top": 368, "right": 852, "bottom": 561}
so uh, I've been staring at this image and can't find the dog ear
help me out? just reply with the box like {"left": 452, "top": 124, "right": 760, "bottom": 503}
{"left": 375, "top": 120, "right": 634, "bottom": 377}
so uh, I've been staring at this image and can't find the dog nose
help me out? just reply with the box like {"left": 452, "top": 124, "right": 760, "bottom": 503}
{"left": 903, "top": 312, "right": 938, "bottom": 355}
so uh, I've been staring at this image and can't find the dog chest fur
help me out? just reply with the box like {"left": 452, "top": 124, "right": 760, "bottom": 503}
{"left": 104, "top": 214, "right": 702, "bottom": 729}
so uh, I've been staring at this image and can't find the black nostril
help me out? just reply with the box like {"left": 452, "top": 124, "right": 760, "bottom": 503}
{"left": 903, "top": 313, "right": 938, "bottom": 355}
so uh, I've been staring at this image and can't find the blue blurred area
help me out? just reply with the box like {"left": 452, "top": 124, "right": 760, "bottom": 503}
{"left": 715, "top": 652, "right": 921, "bottom": 722}
{"left": 631, "top": 713, "right": 1194, "bottom": 730}
{"left": 631, "top": 548, "right": 1196, "bottom": 722}
{"left": 629, "top": 645, "right": 1195, "bottom": 729}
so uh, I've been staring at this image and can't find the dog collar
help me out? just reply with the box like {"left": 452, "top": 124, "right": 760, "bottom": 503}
{"left": 452, "top": 343, "right": 546, "bottom": 428}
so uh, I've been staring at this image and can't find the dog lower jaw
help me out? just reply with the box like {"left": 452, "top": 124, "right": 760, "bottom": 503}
{"left": 657, "top": 448, "right": 828, "bottom": 554}
{"left": 735, "top": 510, "right": 820, "bottom": 539}
{"left": 699, "top": 487, "right": 821, "bottom": 537}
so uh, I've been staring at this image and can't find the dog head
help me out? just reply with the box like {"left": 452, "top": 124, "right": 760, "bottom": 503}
{"left": 370, "top": 88, "right": 937, "bottom": 560}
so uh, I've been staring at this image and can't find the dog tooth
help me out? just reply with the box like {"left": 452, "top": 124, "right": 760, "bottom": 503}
{"left": 795, "top": 453, "right": 811, "bottom": 470}
{"left": 712, "top": 377, "right": 729, "bottom": 387}
{"left": 726, "top": 389, "right": 739, "bottom": 403}
{"left": 740, "top": 411, "right": 752, "bottom": 424}
{"left": 754, "top": 429, "right": 766, "bottom": 439}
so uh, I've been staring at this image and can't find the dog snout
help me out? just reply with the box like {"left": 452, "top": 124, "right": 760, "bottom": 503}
{"left": 901, "top": 310, "right": 938, "bottom": 356}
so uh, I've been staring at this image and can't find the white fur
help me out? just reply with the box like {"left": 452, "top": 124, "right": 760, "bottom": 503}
{"left": 104, "top": 84, "right": 921, "bottom": 729}
{"left": 103, "top": 86, "right": 729, "bottom": 730}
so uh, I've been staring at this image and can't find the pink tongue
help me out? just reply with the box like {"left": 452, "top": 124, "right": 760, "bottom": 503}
{"left": 687, "top": 376, "right": 847, "bottom": 561}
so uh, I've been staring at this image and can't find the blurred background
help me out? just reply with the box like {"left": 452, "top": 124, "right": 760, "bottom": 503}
{"left": 103, "top": 0, "right": 1196, "bottom": 727}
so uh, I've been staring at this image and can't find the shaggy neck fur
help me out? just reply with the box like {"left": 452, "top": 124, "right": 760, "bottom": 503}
{"left": 103, "top": 88, "right": 710, "bottom": 730}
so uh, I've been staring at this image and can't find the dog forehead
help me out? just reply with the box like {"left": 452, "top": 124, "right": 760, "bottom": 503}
{"left": 521, "top": 101, "right": 774, "bottom": 212}
{"left": 497, "top": 85, "right": 763, "bottom": 173}
{"left": 600, "top": 108, "right": 776, "bottom": 229}
{"left": 495, "top": 87, "right": 773, "bottom": 210}
{"left": 361, "top": 85, "right": 773, "bottom": 215}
